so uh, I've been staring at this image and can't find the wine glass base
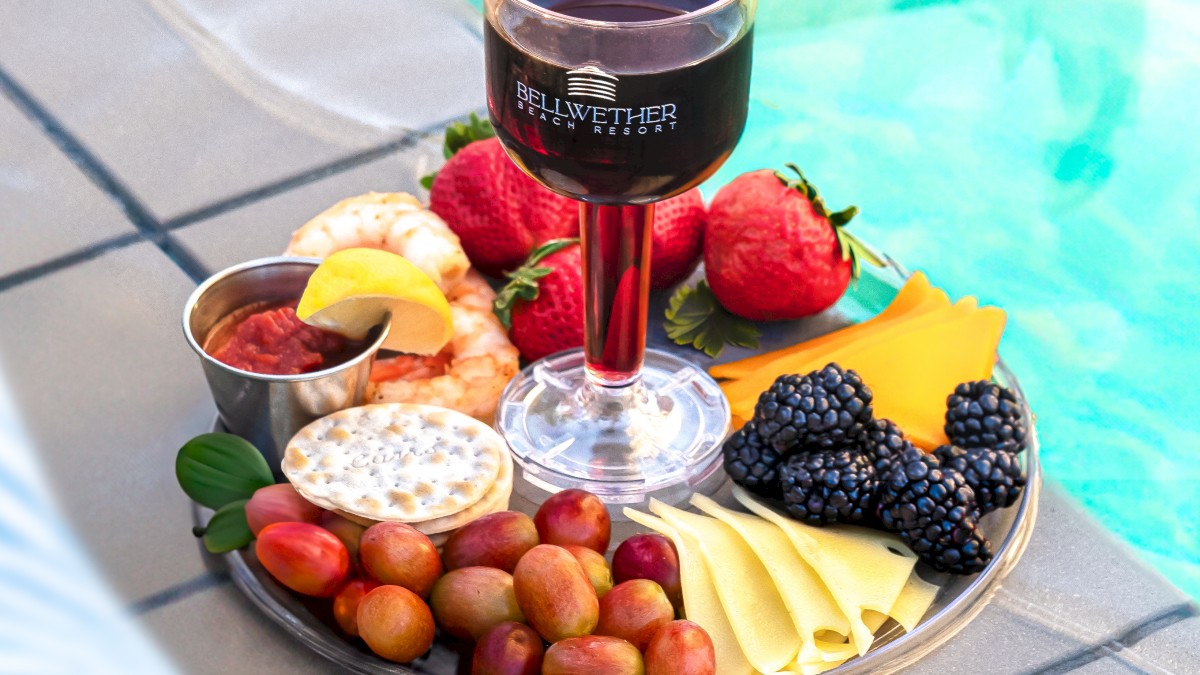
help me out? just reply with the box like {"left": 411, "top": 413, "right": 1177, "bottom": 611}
{"left": 495, "top": 348, "right": 731, "bottom": 509}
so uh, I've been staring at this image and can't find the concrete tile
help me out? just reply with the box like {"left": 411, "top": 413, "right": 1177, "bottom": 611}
{"left": 139, "top": 580, "right": 345, "bottom": 675}
{"left": 907, "top": 604, "right": 1089, "bottom": 674}
{"left": 1068, "top": 658, "right": 1149, "bottom": 674}
{"left": 0, "top": 96, "right": 137, "bottom": 277}
{"left": 0, "top": 0, "right": 432, "bottom": 221}
{"left": 0, "top": 243, "right": 218, "bottom": 600}
{"left": 172, "top": 134, "right": 443, "bottom": 272}
{"left": 991, "top": 485, "right": 1194, "bottom": 644}
{"left": 1120, "top": 614, "right": 1200, "bottom": 674}
{"left": 166, "top": 0, "right": 486, "bottom": 131}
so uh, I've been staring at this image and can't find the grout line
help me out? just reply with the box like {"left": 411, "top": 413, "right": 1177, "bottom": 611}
{"left": 159, "top": 232, "right": 213, "bottom": 282}
{"left": 129, "top": 572, "right": 229, "bottom": 616}
{"left": 1026, "top": 602, "right": 1199, "bottom": 675}
{"left": 1, "top": 55, "right": 486, "bottom": 289}
{"left": 160, "top": 134, "right": 421, "bottom": 231}
{"left": 0, "top": 67, "right": 160, "bottom": 235}
{"left": 160, "top": 107, "right": 488, "bottom": 233}
{"left": 0, "top": 233, "right": 145, "bottom": 293}
{"left": 0, "top": 65, "right": 209, "bottom": 283}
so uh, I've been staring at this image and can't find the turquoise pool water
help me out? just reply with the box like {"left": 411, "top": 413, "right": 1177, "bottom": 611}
{"left": 711, "top": 0, "right": 1200, "bottom": 599}
{"left": 477, "top": 0, "right": 1200, "bottom": 599}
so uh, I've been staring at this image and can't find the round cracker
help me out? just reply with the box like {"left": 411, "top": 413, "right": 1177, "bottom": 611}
{"left": 283, "top": 403, "right": 505, "bottom": 523}
{"left": 332, "top": 454, "right": 512, "bottom": 534}
{"left": 409, "top": 455, "right": 512, "bottom": 534}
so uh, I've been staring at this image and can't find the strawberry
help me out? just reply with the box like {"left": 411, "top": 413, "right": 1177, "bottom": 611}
{"left": 601, "top": 266, "right": 643, "bottom": 371}
{"left": 428, "top": 116, "right": 578, "bottom": 277}
{"left": 493, "top": 239, "right": 584, "bottom": 362}
{"left": 703, "top": 165, "right": 880, "bottom": 321}
{"left": 649, "top": 188, "right": 706, "bottom": 289}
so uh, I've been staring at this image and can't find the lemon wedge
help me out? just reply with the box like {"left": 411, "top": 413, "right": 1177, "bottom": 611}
{"left": 296, "top": 248, "right": 453, "bottom": 355}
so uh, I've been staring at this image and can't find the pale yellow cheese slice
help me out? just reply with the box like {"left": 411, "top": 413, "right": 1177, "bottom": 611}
{"left": 733, "top": 487, "right": 917, "bottom": 656}
{"left": 690, "top": 494, "right": 851, "bottom": 663}
{"left": 624, "top": 508, "right": 753, "bottom": 675}
{"left": 649, "top": 499, "right": 801, "bottom": 673}
{"left": 809, "top": 639, "right": 857, "bottom": 662}
{"left": 863, "top": 610, "right": 890, "bottom": 635}
{"left": 787, "top": 658, "right": 850, "bottom": 675}
{"left": 889, "top": 572, "right": 939, "bottom": 632}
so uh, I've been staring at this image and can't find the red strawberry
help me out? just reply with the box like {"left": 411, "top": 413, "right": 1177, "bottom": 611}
{"left": 704, "top": 165, "right": 877, "bottom": 321}
{"left": 600, "top": 266, "right": 644, "bottom": 374}
{"left": 649, "top": 189, "right": 706, "bottom": 289}
{"left": 493, "top": 239, "right": 584, "bottom": 362}
{"left": 430, "top": 137, "right": 578, "bottom": 277}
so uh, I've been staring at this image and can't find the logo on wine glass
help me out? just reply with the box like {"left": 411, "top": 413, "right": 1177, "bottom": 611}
{"left": 566, "top": 66, "right": 619, "bottom": 102}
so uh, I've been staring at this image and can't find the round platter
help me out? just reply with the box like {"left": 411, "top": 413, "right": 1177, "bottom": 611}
{"left": 198, "top": 257, "right": 1041, "bottom": 675}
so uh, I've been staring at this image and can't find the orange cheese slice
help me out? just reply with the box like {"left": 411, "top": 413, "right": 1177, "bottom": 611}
{"left": 709, "top": 272, "right": 944, "bottom": 381}
{"left": 722, "top": 298, "right": 976, "bottom": 418}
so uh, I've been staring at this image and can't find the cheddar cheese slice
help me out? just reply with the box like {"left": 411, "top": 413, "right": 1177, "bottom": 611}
{"left": 722, "top": 297, "right": 974, "bottom": 414}
{"left": 709, "top": 271, "right": 943, "bottom": 381}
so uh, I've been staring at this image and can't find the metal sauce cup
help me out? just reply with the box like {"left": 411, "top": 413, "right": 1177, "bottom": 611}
{"left": 182, "top": 257, "right": 389, "bottom": 473}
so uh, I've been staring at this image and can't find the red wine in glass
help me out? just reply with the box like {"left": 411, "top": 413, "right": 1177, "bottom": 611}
{"left": 487, "top": 0, "right": 753, "bottom": 383}
{"left": 486, "top": 1, "right": 753, "bottom": 203}
{"left": 489, "top": 0, "right": 752, "bottom": 503}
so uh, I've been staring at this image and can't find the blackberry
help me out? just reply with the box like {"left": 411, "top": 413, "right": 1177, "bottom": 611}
{"left": 863, "top": 418, "right": 914, "bottom": 477}
{"left": 722, "top": 423, "right": 785, "bottom": 499}
{"left": 876, "top": 448, "right": 993, "bottom": 574}
{"left": 754, "top": 364, "right": 874, "bottom": 451}
{"left": 780, "top": 448, "right": 877, "bottom": 525}
{"left": 933, "top": 445, "right": 1025, "bottom": 514}
{"left": 945, "top": 381, "right": 1028, "bottom": 454}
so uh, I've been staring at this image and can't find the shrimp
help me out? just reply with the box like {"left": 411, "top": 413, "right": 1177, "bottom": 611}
{"left": 365, "top": 271, "right": 520, "bottom": 423}
{"left": 284, "top": 192, "right": 470, "bottom": 293}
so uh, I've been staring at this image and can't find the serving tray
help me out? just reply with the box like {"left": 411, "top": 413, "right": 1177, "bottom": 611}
{"left": 197, "top": 257, "right": 1041, "bottom": 674}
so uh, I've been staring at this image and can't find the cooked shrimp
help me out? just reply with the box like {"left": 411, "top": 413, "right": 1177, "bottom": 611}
{"left": 445, "top": 270, "right": 497, "bottom": 312}
{"left": 284, "top": 192, "right": 470, "bottom": 293}
{"left": 366, "top": 273, "right": 520, "bottom": 423}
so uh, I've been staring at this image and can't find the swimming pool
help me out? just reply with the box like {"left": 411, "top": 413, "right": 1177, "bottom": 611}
{"left": 719, "top": 0, "right": 1200, "bottom": 599}
{"left": 477, "top": 0, "right": 1200, "bottom": 599}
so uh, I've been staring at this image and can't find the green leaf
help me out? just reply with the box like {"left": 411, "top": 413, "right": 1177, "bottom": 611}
{"left": 443, "top": 112, "right": 495, "bottom": 159}
{"left": 833, "top": 223, "right": 886, "bottom": 281}
{"left": 492, "top": 238, "right": 579, "bottom": 328}
{"left": 197, "top": 499, "right": 253, "bottom": 554}
{"left": 774, "top": 163, "right": 882, "bottom": 282}
{"left": 175, "top": 433, "right": 273, "bottom": 510}
{"left": 420, "top": 112, "right": 496, "bottom": 189}
{"left": 664, "top": 281, "right": 761, "bottom": 358}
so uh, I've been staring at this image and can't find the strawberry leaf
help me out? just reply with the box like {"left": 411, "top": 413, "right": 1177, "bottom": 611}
{"left": 829, "top": 210, "right": 885, "bottom": 279}
{"left": 775, "top": 164, "right": 883, "bottom": 280}
{"left": 443, "top": 112, "right": 495, "bottom": 159}
{"left": 492, "top": 238, "right": 578, "bottom": 329}
{"left": 664, "top": 281, "right": 761, "bottom": 358}
{"left": 421, "top": 112, "right": 495, "bottom": 188}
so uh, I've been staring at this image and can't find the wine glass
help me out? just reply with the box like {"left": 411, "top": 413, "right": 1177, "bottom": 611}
{"left": 487, "top": 0, "right": 756, "bottom": 505}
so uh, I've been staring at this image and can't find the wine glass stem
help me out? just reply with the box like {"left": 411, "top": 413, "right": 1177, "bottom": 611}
{"left": 579, "top": 202, "right": 654, "bottom": 388}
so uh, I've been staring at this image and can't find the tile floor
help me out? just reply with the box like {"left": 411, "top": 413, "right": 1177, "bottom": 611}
{"left": 1, "top": 1, "right": 1197, "bottom": 673}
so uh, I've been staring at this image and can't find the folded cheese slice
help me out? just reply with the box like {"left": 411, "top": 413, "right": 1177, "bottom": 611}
{"left": 690, "top": 494, "right": 851, "bottom": 664}
{"left": 734, "top": 487, "right": 917, "bottom": 656}
{"left": 624, "top": 508, "right": 753, "bottom": 675}
{"left": 650, "top": 499, "right": 801, "bottom": 674}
